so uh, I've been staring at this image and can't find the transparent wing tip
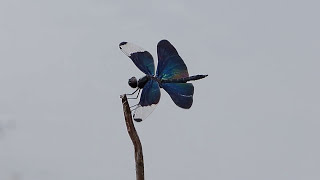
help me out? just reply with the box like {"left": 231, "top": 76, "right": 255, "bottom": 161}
{"left": 132, "top": 104, "right": 158, "bottom": 122}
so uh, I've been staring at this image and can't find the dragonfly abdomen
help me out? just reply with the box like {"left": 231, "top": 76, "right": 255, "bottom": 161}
{"left": 161, "top": 75, "right": 208, "bottom": 83}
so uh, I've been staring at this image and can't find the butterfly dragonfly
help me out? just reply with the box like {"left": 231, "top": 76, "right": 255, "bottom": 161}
{"left": 119, "top": 40, "right": 207, "bottom": 122}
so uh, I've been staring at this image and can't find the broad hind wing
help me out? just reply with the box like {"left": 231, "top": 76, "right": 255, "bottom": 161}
{"left": 162, "top": 83, "right": 194, "bottom": 109}
{"left": 133, "top": 80, "right": 160, "bottom": 122}
{"left": 156, "top": 40, "right": 189, "bottom": 80}
{"left": 119, "top": 42, "right": 155, "bottom": 75}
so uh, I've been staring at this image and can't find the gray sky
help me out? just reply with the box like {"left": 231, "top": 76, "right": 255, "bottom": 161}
{"left": 1, "top": 0, "right": 319, "bottom": 180}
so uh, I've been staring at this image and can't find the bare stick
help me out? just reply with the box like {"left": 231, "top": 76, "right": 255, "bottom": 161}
{"left": 120, "top": 94, "right": 144, "bottom": 180}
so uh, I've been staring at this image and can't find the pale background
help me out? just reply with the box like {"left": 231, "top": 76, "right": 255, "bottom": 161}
{"left": 0, "top": 0, "right": 319, "bottom": 180}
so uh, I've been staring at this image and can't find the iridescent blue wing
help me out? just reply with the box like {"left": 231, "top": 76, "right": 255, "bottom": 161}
{"left": 161, "top": 83, "right": 194, "bottom": 109}
{"left": 119, "top": 42, "right": 155, "bottom": 75}
{"left": 132, "top": 80, "right": 161, "bottom": 122}
{"left": 156, "top": 40, "right": 189, "bottom": 80}
{"left": 156, "top": 40, "right": 194, "bottom": 108}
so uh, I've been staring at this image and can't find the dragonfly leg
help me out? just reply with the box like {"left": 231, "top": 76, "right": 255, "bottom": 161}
{"left": 127, "top": 89, "right": 141, "bottom": 99}
{"left": 126, "top": 88, "right": 139, "bottom": 96}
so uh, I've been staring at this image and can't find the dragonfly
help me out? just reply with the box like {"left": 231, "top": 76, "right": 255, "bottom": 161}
{"left": 119, "top": 40, "right": 207, "bottom": 122}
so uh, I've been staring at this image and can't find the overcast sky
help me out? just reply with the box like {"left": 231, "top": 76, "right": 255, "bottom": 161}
{"left": 0, "top": 0, "right": 319, "bottom": 180}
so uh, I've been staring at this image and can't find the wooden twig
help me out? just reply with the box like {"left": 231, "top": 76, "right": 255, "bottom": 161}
{"left": 120, "top": 94, "right": 144, "bottom": 180}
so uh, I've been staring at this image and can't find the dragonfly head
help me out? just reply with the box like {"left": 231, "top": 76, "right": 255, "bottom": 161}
{"left": 128, "top": 77, "right": 138, "bottom": 88}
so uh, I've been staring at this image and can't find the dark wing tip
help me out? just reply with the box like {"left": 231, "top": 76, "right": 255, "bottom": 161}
{"left": 158, "top": 39, "right": 170, "bottom": 46}
{"left": 179, "top": 99, "right": 193, "bottom": 109}
{"left": 134, "top": 118, "right": 143, "bottom": 122}
{"left": 119, "top": 42, "right": 127, "bottom": 49}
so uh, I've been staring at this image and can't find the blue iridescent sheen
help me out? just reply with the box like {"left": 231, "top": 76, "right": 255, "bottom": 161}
{"left": 161, "top": 83, "right": 194, "bottom": 109}
{"left": 129, "top": 51, "right": 155, "bottom": 75}
{"left": 120, "top": 39, "right": 205, "bottom": 121}
{"left": 156, "top": 40, "right": 189, "bottom": 80}
{"left": 139, "top": 79, "right": 160, "bottom": 106}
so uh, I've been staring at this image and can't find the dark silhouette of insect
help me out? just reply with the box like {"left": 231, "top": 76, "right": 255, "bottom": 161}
{"left": 120, "top": 40, "right": 207, "bottom": 122}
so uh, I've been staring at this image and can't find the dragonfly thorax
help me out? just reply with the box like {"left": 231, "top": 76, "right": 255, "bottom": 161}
{"left": 128, "top": 76, "right": 150, "bottom": 89}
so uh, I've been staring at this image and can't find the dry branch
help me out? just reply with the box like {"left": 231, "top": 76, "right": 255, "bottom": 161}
{"left": 120, "top": 94, "right": 144, "bottom": 180}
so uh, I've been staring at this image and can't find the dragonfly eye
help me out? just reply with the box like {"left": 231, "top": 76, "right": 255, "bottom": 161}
{"left": 128, "top": 77, "right": 138, "bottom": 88}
